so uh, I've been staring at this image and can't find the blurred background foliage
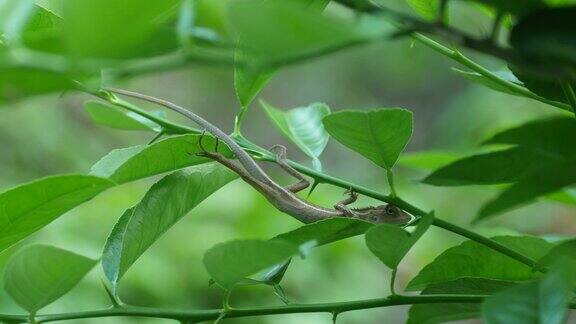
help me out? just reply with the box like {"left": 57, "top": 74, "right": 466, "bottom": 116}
{"left": 0, "top": 0, "right": 574, "bottom": 323}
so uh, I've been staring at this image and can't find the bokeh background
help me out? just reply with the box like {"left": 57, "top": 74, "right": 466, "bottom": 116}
{"left": 0, "top": 1, "right": 573, "bottom": 323}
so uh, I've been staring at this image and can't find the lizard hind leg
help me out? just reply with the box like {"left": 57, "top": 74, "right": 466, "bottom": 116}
{"left": 269, "top": 145, "right": 310, "bottom": 193}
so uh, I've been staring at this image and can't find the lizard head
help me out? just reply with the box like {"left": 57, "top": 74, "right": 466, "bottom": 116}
{"left": 358, "top": 204, "right": 413, "bottom": 224}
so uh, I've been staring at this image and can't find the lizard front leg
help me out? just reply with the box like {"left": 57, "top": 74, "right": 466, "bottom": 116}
{"left": 270, "top": 145, "right": 310, "bottom": 193}
{"left": 334, "top": 189, "right": 358, "bottom": 217}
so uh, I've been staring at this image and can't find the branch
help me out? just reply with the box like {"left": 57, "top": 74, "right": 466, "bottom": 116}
{"left": 0, "top": 294, "right": 486, "bottom": 323}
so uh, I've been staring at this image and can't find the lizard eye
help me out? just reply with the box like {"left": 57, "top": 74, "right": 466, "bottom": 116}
{"left": 385, "top": 206, "right": 397, "bottom": 215}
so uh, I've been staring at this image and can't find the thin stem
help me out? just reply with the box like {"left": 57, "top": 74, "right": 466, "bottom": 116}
{"left": 386, "top": 169, "right": 397, "bottom": 197}
{"left": 390, "top": 268, "right": 398, "bottom": 295}
{"left": 411, "top": 33, "right": 572, "bottom": 112}
{"left": 148, "top": 130, "right": 165, "bottom": 145}
{"left": 0, "top": 295, "right": 488, "bottom": 323}
{"left": 560, "top": 81, "right": 576, "bottom": 115}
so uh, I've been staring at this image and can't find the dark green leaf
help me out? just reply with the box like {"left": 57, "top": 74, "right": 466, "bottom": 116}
{"left": 365, "top": 212, "right": 433, "bottom": 269}
{"left": 3, "top": 244, "right": 96, "bottom": 314}
{"left": 90, "top": 134, "right": 232, "bottom": 184}
{"left": 84, "top": 100, "right": 161, "bottom": 132}
{"left": 509, "top": 65, "right": 568, "bottom": 104}
{"left": 0, "top": 175, "right": 113, "bottom": 253}
{"left": 482, "top": 262, "right": 576, "bottom": 324}
{"left": 323, "top": 108, "right": 413, "bottom": 170}
{"left": 478, "top": 158, "right": 576, "bottom": 220}
{"left": 0, "top": 66, "right": 74, "bottom": 104}
{"left": 406, "top": 236, "right": 553, "bottom": 291}
{"left": 510, "top": 7, "right": 576, "bottom": 68}
{"left": 484, "top": 117, "right": 576, "bottom": 157}
{"left": 203, "top": 239, "right": 298, "bottom": 289}
{"left": 537, "top": 238, "right": 576, "bottom": 269}
{"left": 273, "top": 217, "right": 374, "bottom": 247}
{"left": 102, "top": 164, "right": 237, "bottom": 291}
{"left": 423, "top": 148, "right": 554, "bottom": 186}
{"left": 408, "top": 278, "right": 516, "bottom": 324}
{"left": 261, "top": 101, "right": 330, "bottom": 169}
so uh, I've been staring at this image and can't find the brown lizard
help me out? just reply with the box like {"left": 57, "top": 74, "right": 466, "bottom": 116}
{"left": 106, "top": 88, "right": 413, "bottom": 225}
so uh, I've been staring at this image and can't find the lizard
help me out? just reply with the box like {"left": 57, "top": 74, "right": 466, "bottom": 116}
{"left": 106, "top": 88, "right": 413, "bottom": 225}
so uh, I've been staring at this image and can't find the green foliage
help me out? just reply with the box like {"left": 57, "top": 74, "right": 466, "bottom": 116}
{"left": 274, "top": 217, "right": 373, "bottom": 246}
{"left": 203, "top": 239, "right": 297, "bottom": 289}
{"left": 102, "top": 164, "right": 237, "bottom": 291}
{"left": 407, "top": 236, "right": 552, "bottom": 290}
{"left": 0, "top": 175, "right": 114, "bottom": 253}
{"left": 365, "top": 212, "right": 433, "bottom": 269}
{"left": 84, "top": 100, "right": 162, "bottom": 132}
{"left": 408, "top": 278, "right": 515, "bottom": 324}
{"left": 323, "top": 108, "right": 413, "bottom": 170}
{"left": 3, "top": 244, "right": 96, "bottom": 314}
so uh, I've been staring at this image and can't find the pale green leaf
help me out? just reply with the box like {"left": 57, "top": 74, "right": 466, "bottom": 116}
{"left": 3, "top": 244, "right": 96, "bottom": 314}
{"left": 90, "top": 134, "right": 232, "bottom": 184}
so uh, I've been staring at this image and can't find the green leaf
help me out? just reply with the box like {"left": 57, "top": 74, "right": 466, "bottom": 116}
{"left": 102, "top": 164, "right": 237, "bottom": 291}
{"left": 398, "top": 150, "right": 461, "bottom": 171}
{"left": 406, "top": 0, "right": 441, "bottom": 21}
{"left": 406, "top": 236, "right": 553, "bottom": 291}
{"left": 0, "top": 175, "right": 113, "bottom": 253}
{"left": 365, "top": 212, "right": 433, "bottom": 269}
{"left": 453, "top": 68, "right": 525, "bottom": 96}
{"left": 90, "top": 134, "right": 232, "bottom": 184}
{"left": 482, "top": 262, "right": 576, "bottom": 324}
{"left": 3, "top": 244, "right": 96, "bottom": 314}
{"left": 234, "top": 49, "right": 275, "bottom": 108}
{"left": 422, "top": 148, "right": 556, "bottom": 186}
{"left": 62, "top": 0, "right": 180, "bottom": 59}
{"left": 84, "top": 100, "right": 161, "bottom": 132}
{"left": 537, "top": 239, "right": 576, "bottom": 269}
{"left": 509, "top": 65, "right": 568, "bottom": 104}
{"left": 203, "top": 239, "right": 298, "bottom": 289}
{"left": 510, "top": 7, "right": 576, "bottom": 68}
{"left": 408, "top": 278, "right": 516, "bottom": 324}
{"left": 261, "top": 101, "right": 330, "bottom": 169}
{"left": 484, "top": 117, "right": 576, "bottom": 157}
{"left": 464, "top": 0, "right": 546, "bottom": 16}
{"left": 274, "top": 217, "right": 373, "bottom": 247}
{"left": 478, "top": 158, "right": 576, "bottom": 220}
{"left": 323, "top": 108, "right": 413, "bottom": 170}
{"left": 227, "top": 0, "right": 363, "bottom": 65}
{"left": 0, "top": 66, "right": 74, "bottom": 104}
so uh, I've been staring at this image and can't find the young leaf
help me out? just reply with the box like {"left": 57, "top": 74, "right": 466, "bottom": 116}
{"left": 102, "top": 164, "right": 237, "bottom": 291}
{"left": 365, "top": 212, "right": 433, "bottom": 269}
{"left": 477, "top": 158, "right": 576, "bottom": 220}
{"left": 323, "top": 108, "right": 413, "bottom": 170}
{"left": 3, "top": 244, "right": 96, "bottom": 314}
{"left": 273, "top": 217, "right": 373, "bottom": 247}
{"left": 234, "top": 49, "right": 275, "bottom": 108}
{"left": 203, "top": 239, "right": 298, "bottom": 289}
{"left": 90, "top": 134, "right": 232, "bottom": 184}
{"left": 482, "top": 262, "right": 576, "bottom": 324}
{"left": 406, "top": 236, "right": 553, "bottom": 291}
{"left": 484, "top": 117, "right": 576, "bottom": 157}
{"left": 261, "top": 101, "right": 331, "bottom": 170}
{"left": 422, "top": 148, "right": 555, "bottom": 186}
{"left": 408, "top": 278, "right": 516, "bottom": 324}
{"left": 0, "top": 175, "right": 113, "bottom": 253}
{"left": 84, "top": 100, "right": 161, "bottom": 132}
